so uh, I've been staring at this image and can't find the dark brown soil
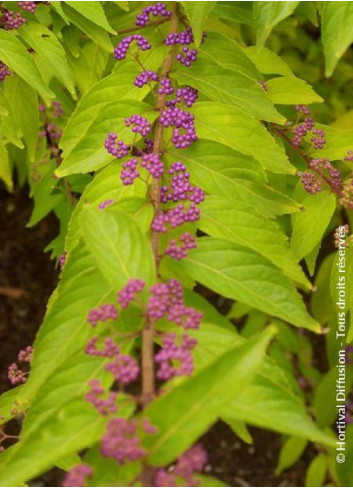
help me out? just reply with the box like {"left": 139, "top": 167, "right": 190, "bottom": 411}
{"left": 0, "top": 185, "right": 310, "bottom": 487}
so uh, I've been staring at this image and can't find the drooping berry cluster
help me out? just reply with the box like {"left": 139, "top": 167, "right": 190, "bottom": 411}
{"left": 104, "top": 133, "right": 130, "bottom": 159}
{"left": 125, "top": 115, "right": 151, "bottom": 137}
{"left": 3, "top": 11, "right": 26, "bottom": 30}
{"left": 7, "top": 346, "right": 34, "bottom": 386}
{"left": 160, "top": 107, "right": 197, "bottom": 148}
{"left": 114, "top": 35, "right": 151, "bottom": 60}
{"left": 135, "top": 2, "right": 172, "bottom": 27}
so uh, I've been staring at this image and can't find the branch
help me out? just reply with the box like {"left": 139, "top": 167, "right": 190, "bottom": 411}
{"left": 273, "top": 125, "right": 342, "bottom": 196}
{"left": 141, "top": 2, "right": 179, "bottom": 407}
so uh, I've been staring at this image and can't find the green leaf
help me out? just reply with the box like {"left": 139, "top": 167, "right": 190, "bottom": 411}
{"left": 305, "top": 454, "right": 328, "bottom": 487}
{"left": 80, "top": 206, "right": 155, "bottom": 289}
{"left": 172, "top": 57, "right": 285, "bottom": 123}
{"left": 211, "top": 3, "right": 254, "bottom": 26}
{"left": 3, "top": 76, "right": 39, "bottom": 162}
{"left": 222, "top": 360, "right": 335, "bottom": 447}
{"left": 199, "top": 196, "right": 310, "bottom": 288}
{"left": 243, "top": 46, "right": 293, "bottom": 76}
{"left": 254, "top": 1, "right": 300, "bottom": 48}
{"left": 169, "top": 238, "right": 319, "bottom": 331}
{"left": 169, "top": 141, "right": 301, "bottom": 217}
{"left": 144, "top": 327, "right": 276, "bottom": 466}
{"left": 276, "top": 436, "right": 307, "bottom": 475}
{"left": 291, "top": 191, "right": 336, "bottom": 260}
{"left": 222, "top": 416, "right": 253, "bottom": 444}
{"left": 192, "top": 102, "right": 294, "bottom": 174}
{"left": 319, "top": 2, "right": 353, "bottom": 76}
{"left": 62, "top": 3, "right": 113, "bottom": 52}
{"left": 19, "top": 22, "right": 75, "bottom": 95}
{"left": 199, "top": 32, "right": 260, "bottom": 79}
{"left": 0, "top": 386, "right": 24, "bottom": 423}
{"left": 0, "top": 30, "right": 53, "bottom": 99}
{"left": 65, "top": 1, "right": 115, "bottom": 33}
{"left": 0, "top": 143, "right": 13, "bottom": 191}
{"left": 266, "top": 77, "right": 323, "bottom": 105}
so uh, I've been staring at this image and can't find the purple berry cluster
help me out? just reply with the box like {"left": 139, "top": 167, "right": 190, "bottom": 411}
{"left": 158, "top": 77, "right": 174, "bottom": 95}
{"left": 7, "top": 346, "right": 34, "bottom": 386}
{"left": 87, "top": 304, "right": 118, "bottom": 327}
{"left": 161, "top": 162, "right": 205, "bottom": 205}
{"left": 141, "top": 153, "right": 164, "bottom": 178}
{"left": 299, "top": 172, "right": 322, "bottom": 194}
{"left": 85, "top": 336, "right": 120, "bottom": 357}
{"left": 165, "top": 232, "right": 197, "bottom": 260}
{"left": 134, "top": 69, "right": 158, "bottom": 88}
{"left": 85, "top": 379, "right": 117, "bottom": 416}
{"left": 164, "top": 27, "right": 206, "bottom": 67}
{"left": 114, "top": 35, "right": 151, "bottom": 61}
{"left": 166, "top": 86, "right": 198, "bottom": 108}
{"left": 155, "top": 443, "right": 207, "bottom": 486}
{"left": 135, "top": 2, "right": 172, "bottom": 27}
{"left": 155, "top": 332, "right": 197, "bottom": 380}
{"left": 125, "top": 115, "right": 151, "bottom": 137}
{"left": 99, "top": 199, "right": 115, "bottom": 210}
{"left": 105, "top": 353, "right": 140, "bottom": 385}
{"left": 62, "top": 464, "right": 93, "bottom": 487}
{"left": 101, "top": 418, "right": 145, "bottom": 464}
{"left": 152, "top": 203, "right": 200, "bottom": 233}
{"left": 0, "top": 62, "right": 10, "bottom": 82}
{"left": 18, "top": 1, "right": 37, "bottom": 13}
{"left": 4, "top": 11, "right": 26, "bottom": 30}
{"left": 291, "top": 106, "right": 325, "bottom": 149}
{"left": 160, "top": 107, "right": 197, "bottom": 149}
{"left": 121, "top": 158, "right": 139, "bottom": 185}
{"left": 104, "top": 133, "right": 130, "bottom": 159}
{"left": 309, "top": 158, "right": 342, "bottom": 190}
{"left": 176, "top": 46, "right": 198, "bottom": 67}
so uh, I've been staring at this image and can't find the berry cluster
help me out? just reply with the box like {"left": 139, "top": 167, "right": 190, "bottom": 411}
{"left": 104, "top": 133, "right": 130, "bottom": 159}
{"left": 114, "top": 35, "right": 151, "bottom": 60}
{"left": 158, "top": 77, "right": 174, "bottom": 95}
{"left": 161, "top": 162, "right": 205, "bottom": 204}
{"left": 101, "top": 418, "right": 146, "bottom": 464}
{"left": 291, "top": 105, "right": 324, "bottom": 149}
{"left": 39, "top": 100, "right": 64, "bottom": 143}
{"left": 141, "top": 153, "right": 164, "bottom": 178}
{"left": 309, "top": 158, "right": 342, "bottom": 190}
{"left": 155, "top": 332, "right": 197, "bottom": 379}
{"left": 155, "top": 444, "right": 207, "bottom": 487}
{"left": 117, "top": 278, "right": 145, "bottom": 309}
{"left": 165, "top": 232, "right": 197, "bottom": 260}
{"left": 99, "top": 199, "right": 115, "bottom": 210}
{"left": 134, "top": 69, "right": 158, "bottom": 88}
{"left": 166, "top": 86, "right": 198, "bottom": 108}
{"left": 4, "top": 11, "right": 26, "bottom": 30}
{"left": 85, "top": 379, "right": 117, "bottom": 416}
{"left": 135, "top": 2, "right": 172, "bottom": 27}
{"left": 8, "top": 346, "right": 34, "bottom": 386}
{"left": 0, "top": 62, "right": 10, "bottom": 82}
{"left": 125, "top": 114, "right": 151, "bottom": 137}
{"left": 18, "top": 1, "right": 37, "bottom": 13}
{"left": 299, "top": 172, "right": 322, "bottom": 194}
{"left": 164, "top": 27, "right": 206, "bottom": 67}
{"left": 87, "top": 304, "right": 118, "bottom": 327}
{"left": 160, "top": 107, "right": 197, "bottom": 148}
{"left": 62, "top": 464, "right": 93, "bottom": 487}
